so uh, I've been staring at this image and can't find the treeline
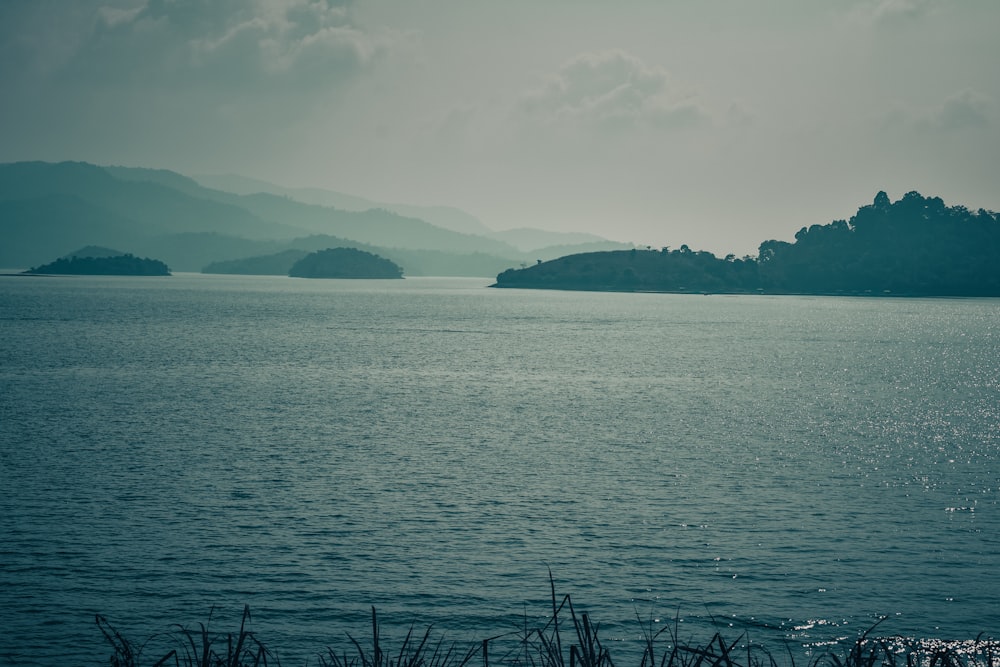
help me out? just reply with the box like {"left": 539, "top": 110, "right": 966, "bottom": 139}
{"left": 494, "top": 191, "right": 1000, "bottom": 296}
{"left": 757, "top": 190, "right": 1000, "bottom": 295}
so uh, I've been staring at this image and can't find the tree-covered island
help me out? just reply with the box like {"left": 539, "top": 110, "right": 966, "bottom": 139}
{"left": 24, "top": 252, "right": 171, "bottom": 276}
{"left": 493, "top": 191, "right": 1000, "bottom": 297}
{"left": 288, "top": 247, "right": 403, "bottom": 279}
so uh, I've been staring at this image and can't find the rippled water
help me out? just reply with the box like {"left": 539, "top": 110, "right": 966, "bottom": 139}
{"left": 1, "top": 274, "right": 998, "bottom": 666}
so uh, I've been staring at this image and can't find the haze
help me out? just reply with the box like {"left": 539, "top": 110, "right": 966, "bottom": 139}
{"left": 2, "top": 0, "right": 998, "bottom": 256}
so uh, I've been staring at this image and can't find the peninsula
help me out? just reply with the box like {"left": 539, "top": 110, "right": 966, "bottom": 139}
{"left": 493, "top": 191, "right": 1000, "bottom": 297}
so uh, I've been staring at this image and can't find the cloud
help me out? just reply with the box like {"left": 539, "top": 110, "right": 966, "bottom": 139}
{"left": 518, "top": 50, "right": 709, "bottom": 132}
{"left": 930, "top": 89, "right": 992, "bottom": 130}
{"left": 9, "top": 0, "right": 391, "bottom": 91}
{"left": 97, "top": 4, "right": 144, "bottom": 29}
{"left": 883, "top": 89, "right": 994, "bottom": 132}
{"left": 870, "top": 0, "right": 926, "bottom": 24}
{"left": 849, "top": 0, "right": 941, "bottom": 28}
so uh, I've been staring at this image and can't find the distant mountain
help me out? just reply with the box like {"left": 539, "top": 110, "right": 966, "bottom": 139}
{"left": 230, "top": 192, "right": 520, "bottom": 254}
{"left": 201, "top": 173, "right": 635, "bottom": 256}
{"left": 194, "top": 173, "right": 493, "bottom": 236}
{"left": 200, "top": 235, "right": 525, "bottom": 278}
{"left": 531, "top": 240, "right": 636, "bottom": 259}
{"left": 0, "top": 161, "right": 530, "bottom": 274}
{"left": 283, "top": 233, "right": 528, "bottom": 277}
{"left": 133, "top": 233, "right": 289, "bottom": 272}
{"left": 1, "top": 162, "right": 297, "bottom": 239}
{"left": 490, "top": 227, "right": 627, "bottom": 252}
{"left": 376, "top": 248, "right": 525, "bottom": 278}
{"left": 0, "top": 161, "right": 624, "bottom": 277}
{"left": 194, "top": 173, "right": 631, "bottom": 254}
{"left": 203, "top": 249, "right": 309, "bottom": 275}
{"left": 106, "top": 164, "right": 524, "bottom": 257}
{"left": 192, "top": 173, "right": 385, "bottom": 212}
{"left": 0, "top": 195, "right": 147, "bottom": 269}
{"left": 62, "top": 245, "right": 127, "bottom": 259}
{"left": 104, "top": 165, "right": 207, "bottom": 196}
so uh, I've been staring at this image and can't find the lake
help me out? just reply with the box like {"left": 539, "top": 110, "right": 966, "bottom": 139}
{"left": 1, "top": 274, "right": 998, "bottom": 666}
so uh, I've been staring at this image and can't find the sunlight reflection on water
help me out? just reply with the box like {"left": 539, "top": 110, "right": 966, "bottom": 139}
{"left": 1, "top": 276, "right": 998, "bottom": 665}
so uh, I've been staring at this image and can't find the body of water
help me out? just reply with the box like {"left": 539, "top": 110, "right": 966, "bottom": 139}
{"left": 1, "top": 274, "right": 998, "bottom": 665}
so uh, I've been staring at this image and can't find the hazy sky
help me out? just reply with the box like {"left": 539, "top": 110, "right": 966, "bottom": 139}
{"left": 2, "top": 1, "right": 998, "bottom": 255}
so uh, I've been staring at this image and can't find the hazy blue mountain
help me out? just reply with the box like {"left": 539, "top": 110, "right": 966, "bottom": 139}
{"left": 197, "top": 172, "right": 630, "bottom": 252}
{"left": 132, "top": 233, "right": 290, "bottom": 273}
{"left": 490, "top": 227, "right": 624, "bottom": 252}
{"left": 104, "top": 165, "right": 207, "bottom": 196}
{"left": 236, "top": 193, "right": 522, "bottom": 255}
{"left": 281, "top": 234, "right": 525, "bottom": 277}
{"left": 387, "top": 204, "right": 492, "bottom": 236}
{"left": 376, "top": 248, "right": 526, "bottom": 278}
{"left": 107, "top": 164, "right": 524, "bottom": 256}
{"left": 194, "top": 172, "right": 493, "bottom": 236}
{"left": 1, "top": 161, "right": 615, "bottom": 276}
{"left": 203, "top": 249, "right": 310, "bottom": 275}
{"left": 0, "top": 195, "right": 147, "bottom": 269}
{"left": 0, "top": 162, "right": 298, "bottom": 240}
{"left": 0, "top": 161, "right": 530, "bottom": 273}
{"left": 199, "top": 234, "right": 525, "bottom": 278}
{"left": 193, "top": 173, "right": 383, "bottom": 211}
{"left": 62, "top": 245, "right": 128, "bottom": 259}
{"left": 273, "top": 234, "right": 389, "bottom": 259}
{"left": 531, "top": 240, "right": 635, "bottom": 259}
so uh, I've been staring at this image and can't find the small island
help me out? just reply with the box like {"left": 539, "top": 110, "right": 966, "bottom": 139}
{"left": 288, "top": 247, "right": 403, "bottom": 279}
{"left": 24, "top": 252, "right": 171, "bottom": 276}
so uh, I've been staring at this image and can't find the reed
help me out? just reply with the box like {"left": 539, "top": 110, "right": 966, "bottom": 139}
{"left": 317, "top": 606, "right": 480, "bottom": 667}
{"left": 97, "top": 604, "right": 274, "bottom": 667}
{"left": 97, "top": 579, "right": 998, "bottom": 667}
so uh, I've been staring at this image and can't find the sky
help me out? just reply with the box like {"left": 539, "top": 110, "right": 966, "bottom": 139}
{"left": 1, "top": 0, "right": 998, "bottom": 256}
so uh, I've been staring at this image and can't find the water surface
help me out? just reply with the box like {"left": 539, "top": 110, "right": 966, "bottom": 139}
{"left": 1, "top": 274, "right": 997, "bottom": 665}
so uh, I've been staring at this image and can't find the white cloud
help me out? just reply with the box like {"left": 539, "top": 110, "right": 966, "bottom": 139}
{"left": 51, "top": 0, "right": 392, "bottom": 90}
{"left": 882, "top": 89, "right": 994, "bottom": 132}
{"left": 96, "top": 4, "right": 144, "bottom": 29}
{"left": 850, "top": 0, "right": 937, "bottom": 27}
{"left": 871, "top": 0, "right": 926, "bottom": 24}
{"left": 930, "top": 89, "right": 992, "bottom": 130}
{"left": 518, "top": 50, "right": 709, "bottom": 132}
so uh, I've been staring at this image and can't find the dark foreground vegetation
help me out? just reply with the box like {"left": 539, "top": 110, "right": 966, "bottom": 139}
{"left": 24, "top": 253, "right": 170, "bottom": 276}
{"left": 97, "top": 581, "right": 998, "bottom": 667}
{"left": 494, "top": 191, "right": 1000, "bottom": 296}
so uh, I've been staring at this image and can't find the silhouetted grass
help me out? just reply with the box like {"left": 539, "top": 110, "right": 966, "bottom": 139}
{"left": 97, "top": 604, "right": 274, "bottom": 667}
{"left": 97, "top": 577, "right": 998, "bottom": 667}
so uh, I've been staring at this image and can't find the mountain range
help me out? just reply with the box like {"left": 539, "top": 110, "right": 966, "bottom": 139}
{"left": 0, "top": 161, "right": 630, "bottom": 275}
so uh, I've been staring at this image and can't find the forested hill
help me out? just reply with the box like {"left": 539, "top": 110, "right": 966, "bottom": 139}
{"left": 755, "top": 190, "right": 1000, "bottom": 295}
{"left": 493, "top": 191, "right": 1000, "bottom": 297}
